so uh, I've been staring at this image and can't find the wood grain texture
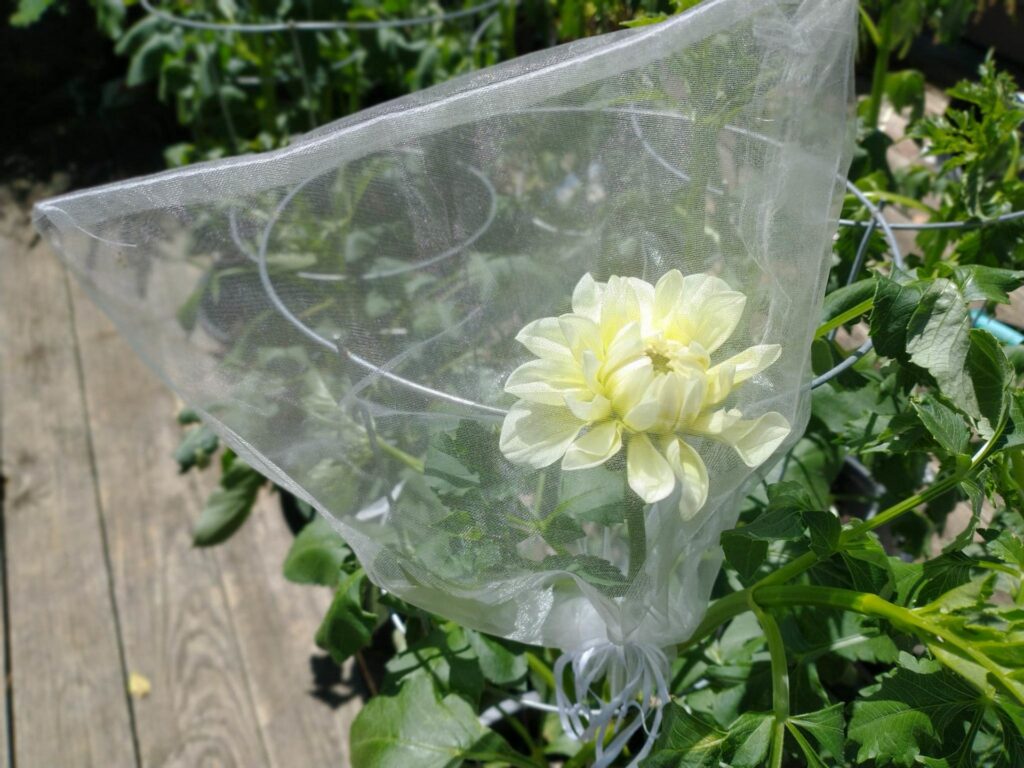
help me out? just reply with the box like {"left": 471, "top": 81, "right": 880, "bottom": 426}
{"left": 0, "top": 189, "right": 137, "bottom": 768}
{"left": 69, "top": 273, "right": 359, "bottom": 767}
{"left": 210, "top": 487, "right": 360, "bottom": 768}
{"left": 68, "top": 284, "right": 270, "bottom": 768}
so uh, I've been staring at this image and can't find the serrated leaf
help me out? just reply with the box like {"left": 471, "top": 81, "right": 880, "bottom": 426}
{"left": 912, "top": 396, "right": 971, "bottom": 457}
{"left": 892, "top": 552, "right": 978, "bottom": 607}
{"left": 871, "top": 277, "right": 923, "bottom": 360}
{"left": 282, "top": 516, "right": 351, "bottom": 586}
{"left": 949, "top": 265, "right": 1024, "bottom": 304}
{"left": 906, "top": 279, "right": 973, "bottom": 408}
{"left": 849, "top": 654, "right": 983, "bottom": 767}
{"left": 722, "top": 536, "right": 768, "bottom": 584}
{"left": 966, "top": 329, "right": 1013, "bottom": 438}
{"left": 350, "top": 676, "right": 512, "bottom": 768}
{"left": 641, "top": 705, "right": 728, "bottom": 767}
{"left": 725, "top": 712, "right": 773, "bottom": 768}
{"left": 788, "top": 703, "right": 846, "bottom": 760}
{"left": 803, "top": 510, "right": 841, "bottom": 558}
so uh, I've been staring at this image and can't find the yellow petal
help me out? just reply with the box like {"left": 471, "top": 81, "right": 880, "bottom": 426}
{"left": 664, "top": 438, "right": 709, "bottom": 520}
{"left": 654, "top": 269, "right": 684, "bottom": 323}
{"left": 603, "top": 320, "right": 645, "bottom": 374}
{"left": 581, "top": 350, "right": 602, "bottom": 392}
{"left": 606, "top": 356, "right": 654, "bottom": 415}
{"left": 626, "top": 433, "right": 676, "bottom": 503}
{"left": 515, "top": 317, "right": 574, "bottom": 363}
{"left": 692, "top": 290, "right": 747, "bottom": 353}
{"left": 571, "top": 273, "right": 604, "bottom": 321}
{"left": 670, "top": 273, "right": 746, "bottom": 352}
{"left": 626, "top": 277, "right": 656, "bottom": 336}
{"left": 562, "top": 421, "right": 623, "bottom": 470}
{"left": 693, "top": 409, "right": 791, "bottom": 468}
{"left": 704, "top": 344, "right": 781, "bottom": 404}
{"left": 565, "top": 393, "right": 612, "bottom": 422}
{"left": 499, "top": 402, "right": 583, "bottom": 468}
{"left": 558, "top": 314, "right": 602, "bottom": 361}
{"left": 622, "top": 371, "right": 695, "bottom": 434}
{"left": 600, "top": 276, "right": 642, "bottom": 346}
{"left": 505, "top": 358, "right": 588, "bottom": 405}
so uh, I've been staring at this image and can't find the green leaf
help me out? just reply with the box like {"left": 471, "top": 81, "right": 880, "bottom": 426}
{"left": 906, "top": 279, "right": 973, "bottom": 408}
{"left": 641, "top": 705, "right": 728, "bottom": 767}
{"left": 821, "top": 278, "right": 877, "bottom": 325}
{"left": 803, "top": 510, "right": 841, "bottom": 558}
{"left": 424, "top": 443, "right": 480, "bottom": 498}
{"left": 966, "top": 329, "right": 1013, "bottom": 438}
{"left": 174, "top": 422, "right": 219, "bottom": 472}
{"left": 885, "top": 69, "right": 926, "bottom": 121}
{"left": 849, "top": 654, "right": 984, "bottom": 767}
{"left": 722, "top": 536, "right": 768, "bottom": 584}
{"left": 557, "top": 465, "right": 626, "bottom": 526}
{"left": 871, "top": 276, "right": 923, "bottom": 360}
{"left": 385, "top": 624, "right": 484, "bottom": 705}
{"left": 541, "top": 554, "right": 628, "bottom": 593}
{"left": 282, "top": 516, "right": 351, "bottom": 586}
{"left": 316, "top": 569, "right": 377, "bottom": 666}
{"left": 732, "top": 482, "right": 817, "bottom": 541}
{"left": 9, "top": 0, "right": 57, "bottom": 26}
{"left": 463, "top": 630, "right": 527, "bottom": 686}
{"left": 949, "top": 265, "right": 1024, "bottom": 304}
{"left": 892, "top": 552, "right": 977, "bottom": 606}
{"left": 350, "top": 676, "right": 513, "bottom": 768}
{"left": 912, "top": 396, "right": 971, "bottom": 457}
{"left": 725, "top": 712, "right": 773, "bottom": 768}
{"left": 192, "top": 455, "right": 264, "bottom": 546}
{"left": 788, "top": 703, "right": 846, "bottom": 761}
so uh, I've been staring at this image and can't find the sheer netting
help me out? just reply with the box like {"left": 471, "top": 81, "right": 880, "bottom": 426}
{"left": 35, "top": 0, "right": 855, "bottom": 758}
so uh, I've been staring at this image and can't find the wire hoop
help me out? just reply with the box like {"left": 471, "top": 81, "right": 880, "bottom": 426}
{"left": 138, "top": 0, "right": 508, "bottom": 33}
{"left": 239, "top": 107, "right": 1019, "bottom": 406}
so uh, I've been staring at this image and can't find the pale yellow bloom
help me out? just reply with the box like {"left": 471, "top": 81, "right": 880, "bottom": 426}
{"left": 499, "top": 270, "right": 790, "bottom": 519}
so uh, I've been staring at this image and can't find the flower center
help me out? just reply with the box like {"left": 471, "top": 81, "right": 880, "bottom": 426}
{"left": 646, "top": 348, "right": 673, "bottom": 375}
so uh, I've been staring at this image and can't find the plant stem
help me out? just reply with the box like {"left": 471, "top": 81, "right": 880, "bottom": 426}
{"left": 753, "top": 585, "right": 1024, "bottom": 708}
{"left": 815, "top": 297, "right": 874, "bottom": 338}
{"left": 865, "top": 2, "right": 893, "bottom": 129}
{"left": 625, "top": 493, "right": 647, "bottom": 582}
{"left": 679, "top": 423, "right": 1007, "bottom": 653}
{"left": 748, "top": 594, "right": 789, "bottom": 768}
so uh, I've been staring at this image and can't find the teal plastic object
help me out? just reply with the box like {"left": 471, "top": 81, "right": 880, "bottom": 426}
{"left": 971, "top": 309, "right": 1024, "bottom": 346}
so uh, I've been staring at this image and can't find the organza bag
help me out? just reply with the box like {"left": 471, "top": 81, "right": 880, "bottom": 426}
{"left": 34, "top": 0, "right": 855, "bottom": 761}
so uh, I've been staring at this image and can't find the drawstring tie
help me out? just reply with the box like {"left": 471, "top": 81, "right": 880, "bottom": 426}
{"left": 554, "top": 641, "right": 671, "bottom": 768}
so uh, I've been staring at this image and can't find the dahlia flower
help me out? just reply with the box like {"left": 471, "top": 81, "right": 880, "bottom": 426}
{"left": 499, "top": 270, "right": 790, "bottom": 519}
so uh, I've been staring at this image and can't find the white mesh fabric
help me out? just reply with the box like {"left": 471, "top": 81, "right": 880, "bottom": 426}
{"left": 34, "top": 0, "right": 855, "bottom": 653}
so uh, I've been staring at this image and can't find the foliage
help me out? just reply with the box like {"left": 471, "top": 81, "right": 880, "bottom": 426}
{"left": 21, "top": 0, "right": 1024, "bottom": 762}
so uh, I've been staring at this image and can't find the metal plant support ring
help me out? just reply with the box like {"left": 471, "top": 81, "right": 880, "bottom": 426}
{"left": 139, "top": 0, "right": 508, "bottom": 32}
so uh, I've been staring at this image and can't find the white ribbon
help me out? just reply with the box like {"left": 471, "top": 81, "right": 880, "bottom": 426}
{"left": 554, "top": 641, "right": 671, "bottom": 768}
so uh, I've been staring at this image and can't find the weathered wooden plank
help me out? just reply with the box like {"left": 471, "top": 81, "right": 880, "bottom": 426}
{"left": 211, "top": 488, "right": 359, "bottom": 767}
{"left": 68, "top": 284, "right": 270, "bottom": 768}
{"left": 69, "top": 274, "right": 359, "bottom": 767}
{"left": 0, "top": 188, "right": 137, "bottom": 768}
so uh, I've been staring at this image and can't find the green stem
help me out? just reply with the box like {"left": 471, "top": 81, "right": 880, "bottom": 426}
{"left": 749, "top": 594, "right": 789, "bottom": 768}
{"left": 625, "top": 493, "right": 647, "bottom": 582}
{"left": 865, "top": 3, "right": 892, "bottom": 129}
{"left": 679, "top": 423, "right": 1007, "bottom": 653}
{"left": 754, "top": 585, "right": 1024, "bottom": 708}
{"left": 815, "top": 297, "right": 874, "bottom": 338}
{"left": 526, "top": 651, "right": 557, "bottom": 692}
